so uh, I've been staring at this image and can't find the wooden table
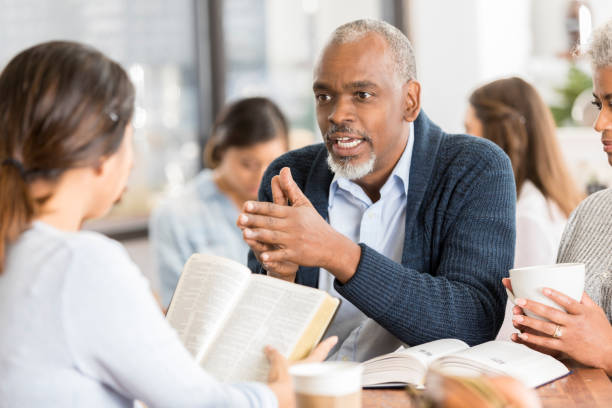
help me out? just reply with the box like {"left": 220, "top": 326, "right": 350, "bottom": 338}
{"left": 363, "top": 361, "right": 612, "bottom": 407}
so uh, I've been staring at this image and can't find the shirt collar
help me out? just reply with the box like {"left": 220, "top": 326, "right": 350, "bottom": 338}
{"left": 329, "top": 122, "right": 414, "bottom": 206}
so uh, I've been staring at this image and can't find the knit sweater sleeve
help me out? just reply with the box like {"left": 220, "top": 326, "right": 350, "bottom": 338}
{"left": 334, "top": 142, "right": 516, "bottom": 346}
{"left": 557, "top": 188, "right": 612, "bottom": 321}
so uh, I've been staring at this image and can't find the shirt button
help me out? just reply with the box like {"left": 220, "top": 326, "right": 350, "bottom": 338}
{"left": 341, "top": 356, "right": 349, "bottom": 361}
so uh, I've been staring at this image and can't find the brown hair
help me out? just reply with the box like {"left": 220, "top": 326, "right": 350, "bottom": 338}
{"left": 0, "top": 41, "right": 134, "bottom": 273}
{"left": 469, "top": 77, "right": 583, "bottom": 217}
{"left": 204, "top": 97, "right": 289, "bottom": 168}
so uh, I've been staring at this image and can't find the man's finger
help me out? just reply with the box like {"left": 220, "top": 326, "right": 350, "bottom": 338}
{"left": 301, "top": 336, "right": 338, "bottom": 363}
{"left": 264, "top": 262, "right": 298, "bottom": 282}
{"left": 279, "top": 167, "right": 310, "bottom": 207}
{"left": 271, "top": 175, "right": 288, "bottom": 206}
{"left": 243, "top": 200, "right": 289, "bottom": 218}
{"left": 243, "top": 227, "right": 286, "bottom": 245}
{"left": 244, "top": 238, "right": 273, "bottom": 253}
{"left": 261, "top": 247, "right": 294, "bottom": 264}
{"left": 238, "top": 213, "right": 285, "bottom": 230}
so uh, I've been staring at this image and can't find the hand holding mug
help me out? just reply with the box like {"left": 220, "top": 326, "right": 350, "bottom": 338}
{"left": 506, "top": 284, "right": 612, "bottom": 375}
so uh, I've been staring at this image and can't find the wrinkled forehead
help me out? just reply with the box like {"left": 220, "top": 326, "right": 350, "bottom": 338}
{"left": 313, "top": 34, "right": 397, "bottom": 83}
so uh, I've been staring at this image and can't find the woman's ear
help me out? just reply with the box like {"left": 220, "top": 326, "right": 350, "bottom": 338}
{"left": 93, "top": 154, "right": 112, "bottom": 177}
{"left": 403, "top": 80, "right": 421, "bottom": 122}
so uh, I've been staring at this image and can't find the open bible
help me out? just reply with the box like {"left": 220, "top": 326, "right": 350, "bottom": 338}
{"left": 165, "top": 254, "right": 339, "bottom": 383}
{"left": 361, "top": 339, "right": 570, "bottom": 389}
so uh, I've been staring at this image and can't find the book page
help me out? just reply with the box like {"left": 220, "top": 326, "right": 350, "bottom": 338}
{"left": 365, "top": 338, "right": 469, "bottom": 368}
{"left": 432, "top": 340, "right": 569, "bottom": 387}
{"left": 362, "top": 338, "right": 469, "bottom": 387}
{"left": 165, "top": 254, "right": 251, "bottom": 359}
{"left": 200, "top": 274, "right": 327, "bottom": 383}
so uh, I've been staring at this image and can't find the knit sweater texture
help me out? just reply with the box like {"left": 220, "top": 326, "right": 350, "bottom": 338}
{"left": 248, "top": 111, "right": 516, "bottom": 346}
{"left": 557, "top": 188, "right": 612, "bottom": 321}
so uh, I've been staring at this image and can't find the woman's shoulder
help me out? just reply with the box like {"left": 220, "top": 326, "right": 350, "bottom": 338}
{"left": 49, "top": 227, "right": 134, "bottom": 272}
{"left": 58, "top": 229, "right": 146, "bottom": 298}
{"left": 574, "top": 187, "right": 612, "bottom": 214}
{"left": 13, "top": 222, "right": 138, "bottom": 287}
{"left": 558, "top": 188, "right": 612, "bottom": 259}
{"left": 565, "top": 188, "right": 612, "bottom": 229}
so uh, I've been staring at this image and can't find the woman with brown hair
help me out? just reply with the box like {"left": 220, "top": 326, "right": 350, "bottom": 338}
{"left": 465, "top": 77, "right": 584, "bottom": 340}
{"left": 0, "top": 41, "right": 332, "bottom": 407}
{"left": 150, "top": 97, "right": 288, "bottom": 308}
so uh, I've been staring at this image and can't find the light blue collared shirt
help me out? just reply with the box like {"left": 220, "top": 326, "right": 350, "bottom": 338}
{"left": 320, "top": 123, "right": 414, "bottom": 362}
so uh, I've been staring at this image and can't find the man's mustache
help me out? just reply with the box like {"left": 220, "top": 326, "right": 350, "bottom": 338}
{"left": 324, "top": 124, "right": 371, "bottom": 142}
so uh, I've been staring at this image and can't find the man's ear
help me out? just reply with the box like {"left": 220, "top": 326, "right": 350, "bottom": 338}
{"left": 402, "top": 80, "right": 421, "bottom": 122}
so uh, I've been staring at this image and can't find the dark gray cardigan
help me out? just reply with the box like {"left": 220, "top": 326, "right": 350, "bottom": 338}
{"left": 249, "top": 111, "right": 516, "bottom": 346}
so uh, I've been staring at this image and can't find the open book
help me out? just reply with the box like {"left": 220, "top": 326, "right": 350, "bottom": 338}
{"left": 361, "top": 339, "right": 570, "bottom": 389}
{"left": 165, "top": 254, "right": 339, "bottom": 383}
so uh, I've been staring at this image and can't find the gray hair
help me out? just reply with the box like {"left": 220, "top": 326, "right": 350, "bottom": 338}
{"left": 326, "top": 19, "right": 417, "bottom": 81}
{"left": 587, "top": 19, "right": 612, "bottom": 68}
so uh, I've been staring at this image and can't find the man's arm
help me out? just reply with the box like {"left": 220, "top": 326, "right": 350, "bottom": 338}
{"left": 334, "top": 152, "right": 515, "bottom": 346}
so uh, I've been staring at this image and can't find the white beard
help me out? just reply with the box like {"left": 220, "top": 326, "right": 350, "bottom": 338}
{"left": 327, "top": 152, "right": 376, "bottom": 180}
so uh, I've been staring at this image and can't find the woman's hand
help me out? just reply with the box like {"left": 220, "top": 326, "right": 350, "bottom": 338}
{"left": 502, "top": 278, "right": 561, "bottom": 357}
{"left": 506, "top": 285, "right": 612, "bottom": 375}
{"left": 265, "top": 336, "right": 338, "bottom": 408}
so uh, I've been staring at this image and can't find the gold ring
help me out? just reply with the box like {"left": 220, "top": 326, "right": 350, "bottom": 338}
{"left": 553, "top": 324, "right": 563, "bottom": 339}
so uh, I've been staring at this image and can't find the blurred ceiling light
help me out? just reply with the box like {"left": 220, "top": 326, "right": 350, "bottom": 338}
{"left": 302, "top": 0, "right": 319, "bottom": 15}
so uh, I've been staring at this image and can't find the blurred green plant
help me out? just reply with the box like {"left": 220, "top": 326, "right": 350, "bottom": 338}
{"left": 549, "top": 65, "right": 592, "bottom": 126}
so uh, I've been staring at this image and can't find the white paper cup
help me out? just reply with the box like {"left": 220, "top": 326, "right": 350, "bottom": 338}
{"left": 507, "top": 263, "right": 585, "bottom": 320}
{"left": 290, "top": 361, "right": 362, "bottom": 408}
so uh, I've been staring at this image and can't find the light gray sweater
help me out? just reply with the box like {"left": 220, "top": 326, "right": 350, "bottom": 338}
{"left": 557, "top": 188, "right": 612, "bottom": 321}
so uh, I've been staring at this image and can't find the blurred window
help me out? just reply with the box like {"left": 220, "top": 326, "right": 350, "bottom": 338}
{"left": 220, "top": 0, "right": 402, "bottom": 149}
{"left": 0, "top": 0, "right": 405, "bottom": 232}
{"left": 0, "top": 0, "right": 201, "bottom": 231}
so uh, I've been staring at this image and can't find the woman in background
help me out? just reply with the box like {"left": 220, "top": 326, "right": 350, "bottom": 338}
{"left": 506, "top": 19, "right": 612, "bottom": 375}
{"left": 0, "top": 41, "right": 332, "bottom": 407}
{"left": 150, "top": 97, "right": 288, "bottom": 307}
{"left": 465, "top": 77, "right": 584, "bottom": 340}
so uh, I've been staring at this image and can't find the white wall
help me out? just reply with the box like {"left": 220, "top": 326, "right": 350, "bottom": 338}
{"left": 410, "top": 0, "right": 531, "bottom": 133}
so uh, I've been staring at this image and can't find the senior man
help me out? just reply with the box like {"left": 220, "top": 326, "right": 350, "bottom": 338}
{"left": 238, "top": 19, "right": 515, "bottom": 361}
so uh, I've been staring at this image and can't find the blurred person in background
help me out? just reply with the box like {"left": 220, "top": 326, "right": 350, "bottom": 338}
{"left": 465, "top": 77, "right": 584, "bottom": 340}
{"left": 0, "top": 41, "right": 332, "bottom": 407}
{"left": 150, "top": 97, "right": 289, "bottom": 307}
{"left": 505, "top": 19, "right": 612, "bottom": 375}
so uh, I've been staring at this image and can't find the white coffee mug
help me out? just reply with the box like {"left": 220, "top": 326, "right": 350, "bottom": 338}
{"left": 289, "top": 361, "right": 362, "bottom": 408}
{"left": 506, "top": 263, "right": 585, "bottom": 320}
